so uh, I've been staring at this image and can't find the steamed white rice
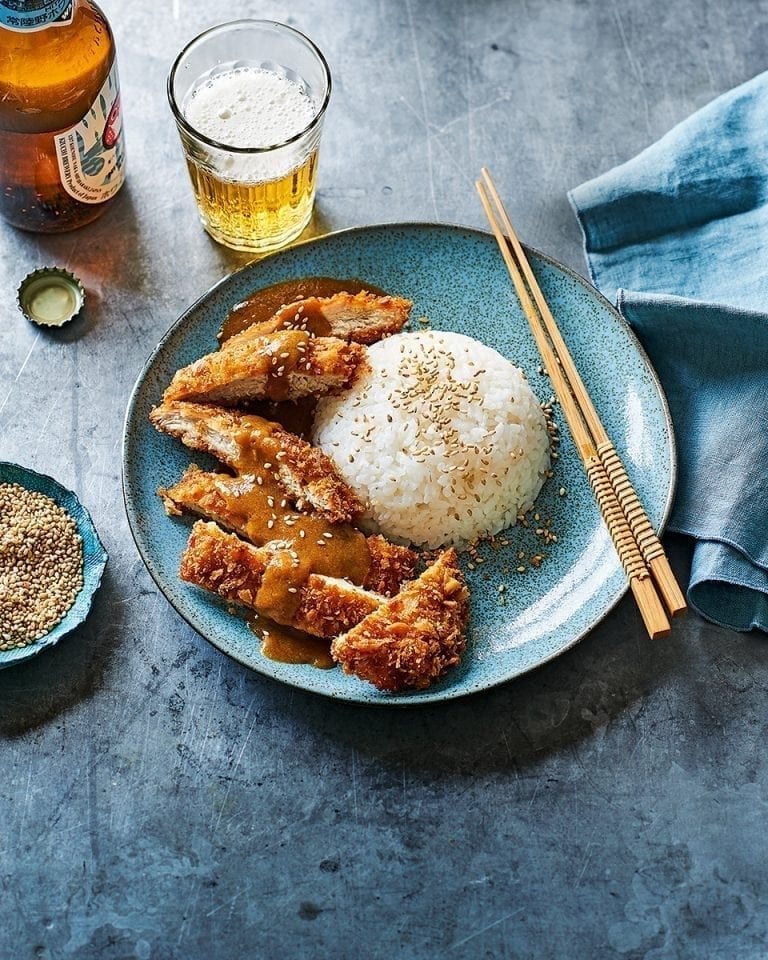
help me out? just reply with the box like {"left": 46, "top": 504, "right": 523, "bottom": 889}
{"left": 312, "top": 331, "right": 550, "bottom": 549}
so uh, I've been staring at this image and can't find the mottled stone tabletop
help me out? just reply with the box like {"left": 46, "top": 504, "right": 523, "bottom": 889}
{"left": 2, "top": 1, "right": 767, "bottom": 957}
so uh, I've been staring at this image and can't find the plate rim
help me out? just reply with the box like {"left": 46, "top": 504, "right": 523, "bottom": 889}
{"left": 122, "top": 221, "right": 677, "bottom": 705}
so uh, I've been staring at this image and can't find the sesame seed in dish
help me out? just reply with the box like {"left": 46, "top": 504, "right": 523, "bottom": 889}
{"left": 0, "top": 482, "right": 83, "bottom": 649}
{"left": 312, "top": 330, "right": 550, "bottom": 549}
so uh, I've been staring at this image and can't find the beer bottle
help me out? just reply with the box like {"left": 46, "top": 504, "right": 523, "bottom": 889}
{"left": 0, "top": 1, "right": 126, "bottom": 233}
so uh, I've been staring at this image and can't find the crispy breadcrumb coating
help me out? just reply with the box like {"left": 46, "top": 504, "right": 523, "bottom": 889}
{"left": 163, "top": 330, "right": 365, "bottom": 406}
{"left": 162, "top": 466, "right": 416, "bottom": 596}
{"left": 331, "top": 549, "right": 469, "bottom": 692}
{"left": 180, "top": 521, "right": 382, "bottom": 637}
{"left": 224, "top": 290, "right": 412, "bottom": 348}
{"left": 150, "top": 400, "right": 364, "bottom": 523}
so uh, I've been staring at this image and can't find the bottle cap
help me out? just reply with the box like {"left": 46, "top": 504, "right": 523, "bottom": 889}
{"left": 17, "top": 268, "right": 85, "bottom": 328}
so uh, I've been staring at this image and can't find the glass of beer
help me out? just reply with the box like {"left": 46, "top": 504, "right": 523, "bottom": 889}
{"left": 168, "top": 20, "right": 331, "bottom": 253}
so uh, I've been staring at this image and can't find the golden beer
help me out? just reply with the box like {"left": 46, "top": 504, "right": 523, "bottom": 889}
{"left": 168, "top": 22, "right": 331, "bottom": 253}
{"left": 184, "top": 150, "right": 318, "bottom": 251}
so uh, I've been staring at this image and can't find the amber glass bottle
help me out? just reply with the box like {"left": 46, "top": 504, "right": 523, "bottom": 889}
{"left": 0, "top": 0, "right": 126, "bottom": 232}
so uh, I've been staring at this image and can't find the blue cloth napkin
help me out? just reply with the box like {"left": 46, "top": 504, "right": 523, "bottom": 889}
{"left": 569, "top": 71, "right": 768, "bottom": 632}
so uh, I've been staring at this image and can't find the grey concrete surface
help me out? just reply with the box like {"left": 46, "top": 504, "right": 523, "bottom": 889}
{"left": 1, "top": 1, "right": 767, "bottom": 957}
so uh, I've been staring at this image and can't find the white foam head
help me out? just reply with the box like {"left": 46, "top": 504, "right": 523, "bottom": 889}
{"left": 183, "top": 66, "right": 316, "bottom": 149}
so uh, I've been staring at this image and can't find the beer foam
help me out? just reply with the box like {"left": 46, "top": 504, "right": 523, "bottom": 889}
{"left": 183, "top": 66, "right": 316, "bottom": 149}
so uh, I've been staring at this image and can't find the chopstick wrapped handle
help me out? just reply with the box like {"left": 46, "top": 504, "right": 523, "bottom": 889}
{"left": 597, "top": 441, "right": 687, "bottom": 617}
{"left": 585, "top": 455, "right": 671, "bottom": 639}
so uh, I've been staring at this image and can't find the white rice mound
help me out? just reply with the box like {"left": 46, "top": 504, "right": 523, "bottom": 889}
{"left": 312, "top": 331, "right": 550, "bottom": 549}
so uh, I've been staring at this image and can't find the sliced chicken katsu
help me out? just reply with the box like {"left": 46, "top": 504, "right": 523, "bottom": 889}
{"left": 149, "top": 400, "right": 363, "bottom": 523}
{"left": 331, "top": 549, "right": 469, "bottom": 692}
{"left": 160, "top": 465, "right": 416, "bottom": 597}
{"left": 180, "top": 521, "right": 382, "bottom": 638}
{"left": 163, "top": 329, "right": 365, "bottom": 406}
{"left": 224, "top": 291, "right": 412, "bottom": 348}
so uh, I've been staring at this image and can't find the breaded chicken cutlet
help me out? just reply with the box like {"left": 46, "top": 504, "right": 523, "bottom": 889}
{"left": 163, "top": 329, "right": 366, "bottom": 406}
{"left": 224, "top": 291, "right": 412, "bottom": 347}
{"left": 160, "top": 465, "right": 416, "bottom": 597}
{"left": 149, "top": 400, "right": 364, "bottom": 523}
{"left": 331, "top": 549, "right": 469, "bottom": 692}
{"left": 182, "top": 523, "right": 470, "bottom": 692}
{"left": 181, "top": 521, "right": 382, "bottom": 638}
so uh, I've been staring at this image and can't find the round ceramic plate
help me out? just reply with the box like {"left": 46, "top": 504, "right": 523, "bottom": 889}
{"left": 123, "top": 224, "right": 675, "bottom": 704}
{"left": 0, "top": 461, "right": 108, "bottom": 669}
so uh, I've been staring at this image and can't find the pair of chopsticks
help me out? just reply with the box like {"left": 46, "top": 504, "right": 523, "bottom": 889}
{"left": 476, "top": 168, "right": 686, "bottom": 640}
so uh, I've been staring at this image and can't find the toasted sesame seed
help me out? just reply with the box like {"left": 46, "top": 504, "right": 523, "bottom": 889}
{"left": 0, "top": 483, "right": 83, "bottom": 648}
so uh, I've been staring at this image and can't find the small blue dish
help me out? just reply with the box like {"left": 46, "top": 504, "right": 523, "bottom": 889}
{"left": 0, "top": 462, "right": 108, "bottom": 669}
{"left": 123, "top": 223, "right": 675, "bottom": 705}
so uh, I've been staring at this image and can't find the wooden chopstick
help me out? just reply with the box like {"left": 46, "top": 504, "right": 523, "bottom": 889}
{"left": 480, "top": 169, "right": 686, "bottom": 619}
{"left": 476, "top": 174, "right": 672, "bottom": 640}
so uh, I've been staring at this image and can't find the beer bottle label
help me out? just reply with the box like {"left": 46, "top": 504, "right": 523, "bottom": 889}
{"left": 54, "top": 62, "right": 126, "bottom": 205}
{"left": 0, "top": 1, "right": 74, "bottom": 31}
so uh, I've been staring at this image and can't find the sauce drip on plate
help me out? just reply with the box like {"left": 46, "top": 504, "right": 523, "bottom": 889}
{"left": 248, "top": 613, "right": 335, "bottom": 669}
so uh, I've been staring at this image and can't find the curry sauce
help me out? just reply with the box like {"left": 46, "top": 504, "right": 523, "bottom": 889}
{"left": 220, "top": 278, "right": 386, "bottom": 438}
{"left": 248, "top": 612, "right": 335, "bottom": 669}
{"left": 209, "top": 464, "right": 370, "bottom": 621}
{"left": 218, "top": 278, "right": 382, "bottom": 664}
{"left": 219, "top": 276, "right": 387, "bottom": 343}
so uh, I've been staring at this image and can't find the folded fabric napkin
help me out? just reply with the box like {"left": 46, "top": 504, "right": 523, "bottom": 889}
{"left": 569, "top": 70, "right": 768, "bottom": 632}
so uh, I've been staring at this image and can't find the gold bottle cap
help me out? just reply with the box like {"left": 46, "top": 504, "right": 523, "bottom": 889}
{"left": 17, "top": 268, "right": 85, "bottom": 327}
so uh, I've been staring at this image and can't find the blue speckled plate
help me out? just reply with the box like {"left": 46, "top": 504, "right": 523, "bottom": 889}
{"left": 122, "top": 224, "right": 675, "bottom": 705}
{"left": 0, "top": 461, "right": 108, "bottom": 669}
